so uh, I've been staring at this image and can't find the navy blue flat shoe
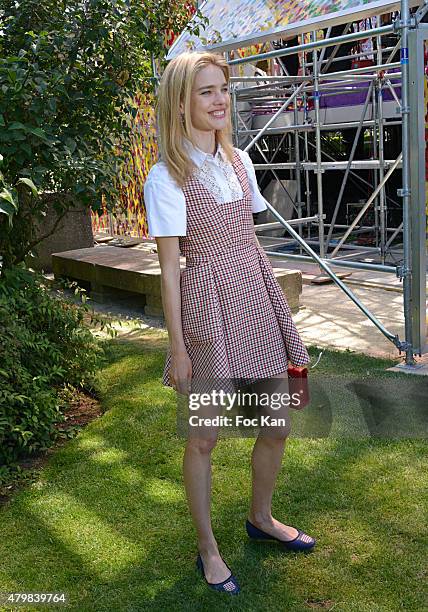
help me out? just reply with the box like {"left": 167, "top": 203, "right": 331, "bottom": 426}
{"left": 246, "top": 519, "right": 316, "bottom": 552}
{"left": 196, "top": 554, "right": 240, "bottom": 595}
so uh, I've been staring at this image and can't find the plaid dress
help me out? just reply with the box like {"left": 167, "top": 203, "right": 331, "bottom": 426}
{"left": 162, "top": 150, "right": 310, "bottom": 392}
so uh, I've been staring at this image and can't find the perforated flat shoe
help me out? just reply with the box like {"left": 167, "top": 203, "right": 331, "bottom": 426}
{"left": 196, "top": 554, "right": 240, "bottom": 594}
{"left": 246, "top": 519, "right": 316, "bottom": 552}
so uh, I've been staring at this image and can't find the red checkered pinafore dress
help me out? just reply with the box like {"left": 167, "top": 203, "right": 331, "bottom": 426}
{"left": 162, "top": 149, "right": 309, "bottom": 392}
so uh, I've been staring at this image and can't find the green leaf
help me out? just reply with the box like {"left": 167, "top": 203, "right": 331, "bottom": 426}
{"left": 7, "top": 70, "right": 17, "bottom": 84}
{"left": 0, "top": 200, "right": 15, "bottom": 224}
{"left": 17, "top": 177, "right": 38, "bottom": 197}
{"left": 8, "top": 121, "right": 27, "bottom": 130}
{"left": 20, "top": 143, "right": 32, "bottom": 156}
{"left": 0, "top": 200, "right": 15, "bottom": 214}
{"left": 9, "top": 131, "right": 26, "bottom": 141}
{"left": 28, "top": 127, "right": 48, "bottom": 140}
{"left": 0, "top": 188, "right": 17, "bottom": 210}
{"left": 65, "top": 137, "right": 77, "bottom": 154}
{"left": 47, "top": 99, "right": 57, "bottom": 113}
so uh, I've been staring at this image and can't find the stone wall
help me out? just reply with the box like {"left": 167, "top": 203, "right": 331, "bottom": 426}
{"left": 30, "top": 194, "right": 94, "bottom": 271}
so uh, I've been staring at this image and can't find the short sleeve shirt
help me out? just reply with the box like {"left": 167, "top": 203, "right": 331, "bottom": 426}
{"left": 143, "top": 141, "right": 268, "bottom": 237}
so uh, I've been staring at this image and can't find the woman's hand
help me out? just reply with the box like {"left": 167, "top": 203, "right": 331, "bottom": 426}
{"left": 170, "top": 349, "right": 193, "bottom": 395}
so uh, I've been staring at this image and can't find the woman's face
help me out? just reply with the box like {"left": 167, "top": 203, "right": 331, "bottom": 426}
{"left": 187, "top": 64, "right": 230, "bottom": 134}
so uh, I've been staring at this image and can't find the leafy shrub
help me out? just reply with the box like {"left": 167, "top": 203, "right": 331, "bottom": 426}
{"left": 0, "top": 0, "right": 206, "bottom": 268}
{"left": 0, "top": 267, "right": 103, "bottom": 470}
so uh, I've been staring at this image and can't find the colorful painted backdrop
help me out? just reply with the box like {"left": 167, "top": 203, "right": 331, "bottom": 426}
{"left": 91, "top": 93, "right": 157, "bottom": 238}
{"left": 167, "top": 0, "right": 418, "bottom": 58}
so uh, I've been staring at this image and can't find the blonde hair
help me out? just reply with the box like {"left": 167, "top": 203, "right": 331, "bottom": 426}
{"left": 157, "top": 51, "right": 234, "bottom": 187}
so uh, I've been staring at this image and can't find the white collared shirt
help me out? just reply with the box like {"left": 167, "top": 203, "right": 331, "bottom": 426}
{"left": 143, "top": 141, "right": 268, "bottom": 237}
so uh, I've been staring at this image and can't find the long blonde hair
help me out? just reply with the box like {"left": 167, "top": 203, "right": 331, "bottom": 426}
{"left": 157, "top": 51, "right": 234, "bottom": 187}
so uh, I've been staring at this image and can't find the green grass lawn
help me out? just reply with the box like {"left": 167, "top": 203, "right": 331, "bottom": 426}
{"left": 0, "top": 332, "right": 427, "bottom": 611}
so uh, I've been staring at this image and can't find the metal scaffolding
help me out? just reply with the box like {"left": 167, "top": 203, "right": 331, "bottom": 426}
{"left": 223, "top": 1, "right": 428, "bottom": 364}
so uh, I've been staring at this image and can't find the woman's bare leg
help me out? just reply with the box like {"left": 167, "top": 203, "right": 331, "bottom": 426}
{"left": 248, "top": 372, "right": 299, "bottom": 540}
{"left": 183, "top": 430, "right": 231, "bottom": 583}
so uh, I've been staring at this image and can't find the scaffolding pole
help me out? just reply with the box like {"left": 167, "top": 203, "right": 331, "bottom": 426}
{"left": 324, "top": 81, "right": 374, "bottom": 252}
{"left": 228, "top": 25, "right": 395, "bottom": 67}
{"left": 311, "top": 31, "right": 325, "bottom": 258}
{"left": 399, "top": 0, "right": 416, "bottom": 364}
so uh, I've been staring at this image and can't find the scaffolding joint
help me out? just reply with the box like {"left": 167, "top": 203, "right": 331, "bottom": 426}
{"left": 392, "top": 335, "right": 403, "bottom": 351}
{"left": 397, "top": 187, "right": 411, "bottom": 197}
{"left": 393, "top": 17, "right": 417, "bottom": 32}
{"left": 395, "top": 338, "right": 413, "bottom": 353}
{"left": 395, "top": 264, "right": 411, "bottom": 280}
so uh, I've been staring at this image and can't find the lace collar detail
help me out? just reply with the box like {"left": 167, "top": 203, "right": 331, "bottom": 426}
{"left": 192, "top": 149, "right": 243, "bottom": 203}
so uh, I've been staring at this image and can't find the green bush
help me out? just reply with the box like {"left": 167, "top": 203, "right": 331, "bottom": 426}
{"left": 0, "top": 267, "right": 102, "bottom": 471}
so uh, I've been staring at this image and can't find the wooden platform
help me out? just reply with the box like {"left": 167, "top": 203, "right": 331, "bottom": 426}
{"left": 52, "top": 245, "right": 304, "bottom": 318}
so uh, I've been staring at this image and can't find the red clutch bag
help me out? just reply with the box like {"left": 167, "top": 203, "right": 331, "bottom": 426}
{"left": 288, "top": 365, "right": 310, "bottom": 410}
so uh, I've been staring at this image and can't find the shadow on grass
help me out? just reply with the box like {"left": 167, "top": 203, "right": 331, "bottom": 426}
{"left": 0, "top": 341, "right": 426, "bottom": 611}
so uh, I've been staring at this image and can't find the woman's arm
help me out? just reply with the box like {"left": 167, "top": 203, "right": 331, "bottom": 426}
{"left": 156, "top": 236, "right": 192, "bottom": 393}
{"left": 156, "top": 236, "right": 186, "bottom": 353}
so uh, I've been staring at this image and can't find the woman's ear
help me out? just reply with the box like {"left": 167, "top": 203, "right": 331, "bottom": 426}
{"left": 179, "top": 101, "right": 184, "bottom": 115}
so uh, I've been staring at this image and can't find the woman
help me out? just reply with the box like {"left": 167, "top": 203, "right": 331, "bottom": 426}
{"left": 144, "top": 51, "right": 315, "bottom": 596}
